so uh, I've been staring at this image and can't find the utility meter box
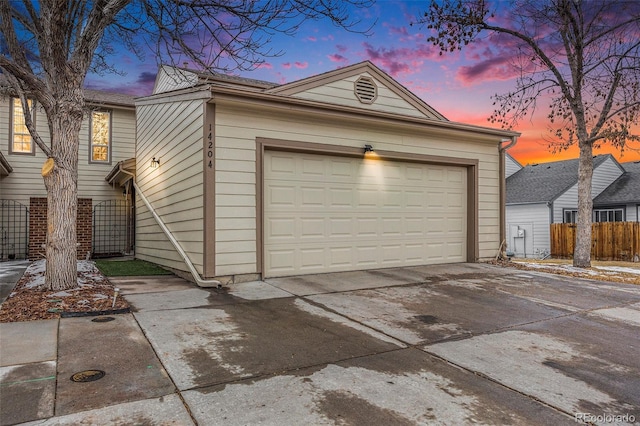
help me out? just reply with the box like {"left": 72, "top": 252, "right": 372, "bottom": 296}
{"left": 517, "top": 228, "right": 525, "bottom": 238}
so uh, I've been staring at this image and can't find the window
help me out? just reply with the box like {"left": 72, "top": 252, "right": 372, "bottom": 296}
{"left": 563, "top": 209, "right": 577, "bottom": 223}
{"left": 10, "top": 98, "right": 34, "bottom": 154}
{"left": 593, "top": 208, "right": 624, "bottom": 222}
{"left": 90, "top": 110, "right": 111, "bottom": 163}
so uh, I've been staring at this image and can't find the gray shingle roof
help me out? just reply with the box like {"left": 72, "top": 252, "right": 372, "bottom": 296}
{"left": 593, "top": 161, "right": 640, "bottom": 205}
{"left": 0, "top": 74, "right": 135, "bottom": 107}
{"left": 506, "top": 155, "right": 610, "bottom": 204}
{"left": 185, "top": 67, "right": 278, "bottom": 90}
{"left": 84, "top": 89, "right": 135, "bottom": 107}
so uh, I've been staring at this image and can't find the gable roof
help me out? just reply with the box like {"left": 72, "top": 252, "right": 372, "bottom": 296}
{"left": 142, "top": 63, "right": 519, "bottom": 142}
{"left": 266, "top": 61, "right": 447, "bottom": 120}
{"left": 506, "top": 155, "right": 611, "bottom": 204}
{"left": 593, "top": 161, "right": 640, "bottom": 205}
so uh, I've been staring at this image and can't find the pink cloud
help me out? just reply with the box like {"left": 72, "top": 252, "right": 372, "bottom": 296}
{"left": 328, "top": 54, "right": 348, "bottom": 64}
{"left": 294, "top": 61, "right": 308, "bottom": 69}
{"left": 385, "top": 24, "right": 409, "bottom": 37}
{"left": 307, "top": 36, "right": 317, "bottom": 42}
{"left": 336, "top": 45, "right": 348, "bottom": 53}
{"left": 361, "top": 42, "right": 442, "bottom": 77}
{"left": 256, "top": 62, "right": 273, "bottom": 70}
{"left": 455, "top": 56, "right": 520, "bottom": 85}
{"left": 282, "top": 62, "right": 292, "bottom": 70}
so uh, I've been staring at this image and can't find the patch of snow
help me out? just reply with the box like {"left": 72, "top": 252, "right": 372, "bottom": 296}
{"left": 92, "top": 294, "right": 108, "bottom": 300}
{"left": 52, "top": 291, "right": 72, "bottom": 297}
{"left": 16, "top": 259, "right": 110, "bottom": 289}
{"left": 594, "top": 266, "right": 640, "bottom": 275}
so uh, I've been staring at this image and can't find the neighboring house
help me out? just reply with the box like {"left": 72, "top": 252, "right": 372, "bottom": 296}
{"left": 593, "top": 160, "right": 640, "bottom": 222}
{"left": 0, "top": 89, "right": 136, "bottom": 260}
{"left": 131, "top": 61, "right": 519, "bottom": 282}
{"left": 505, "top": 154, "right": 627, "bottom": 257}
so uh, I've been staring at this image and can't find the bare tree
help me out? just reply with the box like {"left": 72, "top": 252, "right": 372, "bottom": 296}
{"left": 417, "top": 0, "right": 640, "bottom": 267}
{"left": 0, "top": 0, "right": 373, "bottom": 290}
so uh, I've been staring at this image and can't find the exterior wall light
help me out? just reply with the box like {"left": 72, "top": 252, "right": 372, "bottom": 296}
{"left": 150, "top": 157, "right": 160, "bottom": 168}
{"left": 364, "top": 144, "right": 374, "bottom": 153}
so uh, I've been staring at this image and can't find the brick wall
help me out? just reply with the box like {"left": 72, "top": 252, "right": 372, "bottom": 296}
{"left": 28, "top": 197, "right": 92, "bottom": 260}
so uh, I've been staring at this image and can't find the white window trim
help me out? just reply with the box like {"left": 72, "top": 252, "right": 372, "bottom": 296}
{"left": 563, "top": 209, "right": 578, "bottom": 224}
{"left": 593, "top": 207, "right": 624, "bottom": 223}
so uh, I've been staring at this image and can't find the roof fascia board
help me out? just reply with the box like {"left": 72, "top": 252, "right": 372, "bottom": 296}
{"left": 209, "top": 87, "right": 519, "bottom": 140}
{"left": 267, "top": 61, "right": 447, "bottom": 121}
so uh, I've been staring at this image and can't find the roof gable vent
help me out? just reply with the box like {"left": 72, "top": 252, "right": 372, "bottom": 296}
{"left": 354, "top": 76, "right": 377, "bottom": 104}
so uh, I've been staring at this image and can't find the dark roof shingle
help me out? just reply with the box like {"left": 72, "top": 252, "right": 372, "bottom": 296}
{"left": 506, "top": 155, "right": 610, "bottom": 204}
{"left": 593, "top": 161, "right": 640, "bottom": 205}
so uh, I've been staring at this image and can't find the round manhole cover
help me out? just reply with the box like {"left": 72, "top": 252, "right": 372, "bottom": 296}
{"left": 70, "top": 370, "right": 105, "bottom": 383}
{"left": 91, "top": 316, "right": 115, "bottom": 323}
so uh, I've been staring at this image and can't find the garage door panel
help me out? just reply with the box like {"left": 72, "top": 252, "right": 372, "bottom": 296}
{"left": 330, "top": 188, "right": 353, "bottom": 207}
{"left": 263, "top": 151, "right": 467, "bottom": 277}
{"left": 329, "top": 217, "right": 353, "bottom": 237}
{"left": 300, "top": 248, "right": 325, "bottom": 271}
{"left": 301, "top": 186, "right": 325, "bottom": 207}
{"left": 266, "top": 218, "right": 296, "bottom": 240}
{"left": 301, "top": 158, "right": 325, "bottom": 176}
{"left": 356, "top": 218, "right": 378, "bottom": 237}
{"left": 330, "top": 159, "right": 353, "bottom": 178}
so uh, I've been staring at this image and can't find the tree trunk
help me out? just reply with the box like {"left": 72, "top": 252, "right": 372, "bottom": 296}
{"left": 573, "top": 141, "right": 593, "bottom": 268}
{"left": 42, "top": 97, "right": 83, "bottom": 290}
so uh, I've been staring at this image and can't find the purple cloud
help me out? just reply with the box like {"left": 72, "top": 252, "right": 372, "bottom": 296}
{"left": 361, "top": 42, "right": 442, "bottom": 77}
{"left": 328, "top": 53, "right": 348, "bottom": 64}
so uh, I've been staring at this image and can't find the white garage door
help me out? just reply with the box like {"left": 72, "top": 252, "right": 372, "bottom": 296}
{"left": 263, "top": 151, "right": 467, "bottom": 277}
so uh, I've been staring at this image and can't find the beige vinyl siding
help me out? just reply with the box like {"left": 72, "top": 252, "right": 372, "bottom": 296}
{"left": 1, "top": 99, "right": 134, "bottom": 205}
{"left": 135, "top": 97, "right": 206, "bottom": 275}
{"left": 290, "top": 73, "right": 436, "bottom": 119}
{"left": 214, "top": 102, "right": 501, "bottom": 276}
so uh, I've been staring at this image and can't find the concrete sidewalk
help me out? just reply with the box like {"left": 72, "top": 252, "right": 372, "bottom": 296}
{"left": 1, "top": 263, "right": 639, "bottom": 425}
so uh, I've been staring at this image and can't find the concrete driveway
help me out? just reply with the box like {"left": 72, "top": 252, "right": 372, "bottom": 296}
{"left": 2, "top": 263, "right": 639, "bottom": 425}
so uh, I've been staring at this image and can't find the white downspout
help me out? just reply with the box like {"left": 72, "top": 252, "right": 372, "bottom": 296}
{"left": 118, "top": 166, "right": 222, "bottom": 288}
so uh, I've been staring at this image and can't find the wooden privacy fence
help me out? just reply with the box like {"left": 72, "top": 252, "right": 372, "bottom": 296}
{"left": 551, "top": 222, "right": 640, "bottom": 261}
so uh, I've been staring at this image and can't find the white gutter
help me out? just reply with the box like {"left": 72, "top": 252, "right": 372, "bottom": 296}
{"left": 117, "top": 166, "right": 223, "bottom": 288}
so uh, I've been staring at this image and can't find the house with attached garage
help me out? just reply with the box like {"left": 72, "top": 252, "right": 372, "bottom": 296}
{"left": 505, "top": 154, "right": 639, "bottom": 258}
{"left": 129, "top": 61, "right": 519, "bottom": 283}
{"left": 0, "top": 88, "right": 136, "bottom": 261}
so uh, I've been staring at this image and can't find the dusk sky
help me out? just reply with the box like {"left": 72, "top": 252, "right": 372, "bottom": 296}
{"left": 84, "top": 0, "right": 640, "bottom": 166}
